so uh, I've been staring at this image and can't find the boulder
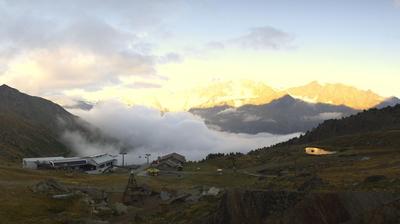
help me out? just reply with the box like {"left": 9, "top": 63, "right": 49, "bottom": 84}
{"left": 160, "top": 191, "right": 171, "bottom": 201}
{"left": 167, "top": 193, "right": 191, "bottom": 205}
{"left": 207, "top": 187, "right": 221, "bottom": 196}
{"left": 185, "top": 195, "right": 202, "bottom": 203}
{"left": 31, "top": 179, "right": 69, "bottom": 195}
{"left": 112, "top": 202, "right": 128, "bottom": 216}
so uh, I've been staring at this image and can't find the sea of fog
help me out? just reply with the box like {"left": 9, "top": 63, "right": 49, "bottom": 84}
{"left": 65, "top": 101, "right": 301, "bottom": 164}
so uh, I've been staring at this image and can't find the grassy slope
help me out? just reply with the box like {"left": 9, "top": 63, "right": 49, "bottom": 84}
{"left": 0, "top": 163, "right": 259, "bottom": 224}
{"left": 2, "top": 136, "right": 400, "bottom": 224}
{"left": 0, "top": 114, "right": 69, "bottom": 162}
{"left": 0, "top": 85, "right": 122, "bottom": 162}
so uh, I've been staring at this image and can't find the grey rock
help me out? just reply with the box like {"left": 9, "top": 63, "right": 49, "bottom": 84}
{"left": 167, "top": 193, "right": 191, "bottom": 205}
{"left": 52, "top": 193, "right": 75, "bottom": 199}
{"left": 160, "top": 191, "right": 171, "bottom": 201}
{"left": 207, "top": 187, "right": 220, "bottom": 196}
{"left": 31, "top": 179, "right": 69, "bottom": 194}
{"left": 113, "top": 202, "right": 128, "bottom": 216}
{"left": 186, "top": 195, "right": 202, "bottom": 203}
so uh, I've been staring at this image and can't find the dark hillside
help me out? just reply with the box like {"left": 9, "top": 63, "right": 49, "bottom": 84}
{"left": 0, "top": 84, "right": 79, "bottom": 130}
{"left": 283, "top": 105, "right": 400, "bottom": 146}
{"left": 0, "top": 85, "right": 117, "bottom": 162}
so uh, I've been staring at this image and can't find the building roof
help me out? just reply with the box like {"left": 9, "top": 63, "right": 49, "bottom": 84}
{"left": 23, "top": 154, "right": 117, "bottom": 166}
{"left": 159, "top": 152, "right": 186, "bottom": 163}
{"left": 87, "top": 154, "right": 117, "bottom": 165}
{"left": 23, "top": 157, "right": 65, "bottom": 162}
{"left": 156, "top": 159, "right": 182, "bottom": 168}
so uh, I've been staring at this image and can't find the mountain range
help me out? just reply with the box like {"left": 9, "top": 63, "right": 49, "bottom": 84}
{"left": 1, "top": 82, "right": 399, "bottom": 161}
{"left": 112, "top": 80, "right": 397, "bottom": 112}
{"left": 65, "top": 80, "right": 398, "bottom": 112}
{"left": 62, "top": 80, "right": 400, "bottom": 135}
{"left": 190, "top": 95, "right": 358, "bottom": 134}
{"left": 184, "top": 81, "right": 399, "bottom": 134}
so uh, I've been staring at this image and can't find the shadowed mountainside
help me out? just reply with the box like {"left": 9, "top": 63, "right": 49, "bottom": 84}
{"left": 0, "top": 84, "right": 117, "bottom": 162}
{"left": 190, "top": 95, "right": 358, "bottom": 134}
{"left": 277, "top": 104, "right": 400, "bottom": 148}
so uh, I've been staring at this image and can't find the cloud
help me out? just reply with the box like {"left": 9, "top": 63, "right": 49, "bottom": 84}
{"left": 125, "top": 82, "right": 162, "bottom": 89}
{"left": 183, "top": 26, "right": 294, "bottom": 58}
{"left": 0, "top": 48, "right": 160, "bottom": 94}
{"left": 242, "top": 114, "right": 262, "bottom": 122}
{"left": 206, "top": 41, "right": 225, "bottom": 50}
{"left": 62, "top": 130, "right": 121, "bottom": 156}
{"left": 303, "top": 112, "right": 343, "bottom": 121}
{"left": 218, "top": 108, "right": 237, "bottom": 115}
{"left": 0, "top": 0, "right": 184, "bottom": 96}
{"left": 231, "top": 26, "right": 295, "bottom": 50}
{"left": 395, "top": 0, "right": 400, "bottom": 6}
{"left": 65, "top": 101, "right": 301, "bottom": 163}
{"left": 158, "top": 52, "right": 183, "bottom": 64}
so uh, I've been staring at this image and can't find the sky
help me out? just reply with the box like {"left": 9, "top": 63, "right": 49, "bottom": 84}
{"left": 0, "top": 0, "right": 399, "bottom": 106}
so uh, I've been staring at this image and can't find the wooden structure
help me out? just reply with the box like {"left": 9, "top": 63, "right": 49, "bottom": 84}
{"left": 122, "top": 171, "right": 149, "bottom": 205}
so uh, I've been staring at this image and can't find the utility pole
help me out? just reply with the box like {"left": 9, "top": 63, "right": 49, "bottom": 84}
{"left": 145, "top": 153, "right": 151, "bottom": 165}
{"left": 120, "top": 152, "right": 127, "bottom": 167}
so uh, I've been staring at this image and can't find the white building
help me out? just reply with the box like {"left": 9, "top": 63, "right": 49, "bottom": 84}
{"left": 23, "top": 157, "right": 65, "bottom": 169}
{"left": 22, "top": 154, "right": 117, "bottom": 174}
{"left": 305, "top": 147, "right": 336, "bottom": 156}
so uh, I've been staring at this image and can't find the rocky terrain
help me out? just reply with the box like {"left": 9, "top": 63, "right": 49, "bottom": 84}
{"left": 209, "top": 190, "right": 400, "bottom": 224}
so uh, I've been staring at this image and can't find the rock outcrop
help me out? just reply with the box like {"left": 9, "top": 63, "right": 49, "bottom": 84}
{"left": 207, "top": 190, "right": 400, "bottom": 224}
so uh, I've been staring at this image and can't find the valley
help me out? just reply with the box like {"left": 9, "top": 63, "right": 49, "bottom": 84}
{"left": 1, "top": 85, "right": 400, "bottom": 223}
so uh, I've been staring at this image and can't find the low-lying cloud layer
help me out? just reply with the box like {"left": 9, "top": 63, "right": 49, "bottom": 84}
{"left": 65, "top": 101, "right": 300, "bottom": 164}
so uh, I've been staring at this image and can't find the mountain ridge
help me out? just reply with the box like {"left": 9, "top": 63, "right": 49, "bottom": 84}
{"left": 190, "top": 94, "right": 359, "bottom": 134}
{"left": 59, "top": 81, "right": 399, "bottom": 113}
{"left": 0, "top": 84, "right": 120, "bottom": 162}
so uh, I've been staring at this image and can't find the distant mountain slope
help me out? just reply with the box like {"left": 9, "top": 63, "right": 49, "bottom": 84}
{"left": 279, "top": 104, "right": 400, "bottom": 147}
{"left": 190, "top": 95, "right": 358, "bottom": 134}
{"left": 287, "top": 81, "right": 384, "bottom": 110}
{"left": 0, "top": 84, "right": 113, "bottom": 161}
{"left": 375, "top": 97, "right": 400, "bottom": 109}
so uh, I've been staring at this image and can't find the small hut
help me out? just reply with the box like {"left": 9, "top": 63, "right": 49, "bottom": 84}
{"left": 305, "top": 147, "right": 336, "bottom": 156}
